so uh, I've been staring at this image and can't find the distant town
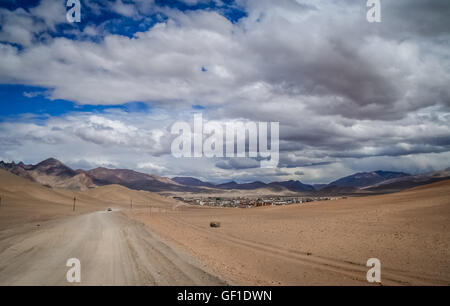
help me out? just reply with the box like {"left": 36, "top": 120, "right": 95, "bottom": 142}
{"left": 173, "top": 196, "right": 347, "bottom": 208}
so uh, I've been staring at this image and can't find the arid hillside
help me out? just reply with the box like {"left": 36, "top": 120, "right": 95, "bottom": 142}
{"left": 0, "top": 169, "right": 176, "bottom": 229}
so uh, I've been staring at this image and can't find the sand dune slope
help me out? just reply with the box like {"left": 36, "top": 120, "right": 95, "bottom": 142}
{"left": 0, "top": 169, "right": 177, "bottom": 229}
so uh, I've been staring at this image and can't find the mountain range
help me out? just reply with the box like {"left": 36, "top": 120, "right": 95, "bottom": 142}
{"left": 1, "top": 158, "right": 449, "bottom": 195}
{"left": 171, "top": 177, "right": 316, "bottom": 193}
{"left": 0, "top": 158, "right": 194, "bottom": 192}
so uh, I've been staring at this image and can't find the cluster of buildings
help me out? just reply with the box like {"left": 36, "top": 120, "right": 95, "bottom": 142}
{"left": 173, "top": 196, "right": 341, "bottom": 208}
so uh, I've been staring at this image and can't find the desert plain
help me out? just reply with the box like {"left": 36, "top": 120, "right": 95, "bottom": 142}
{"left": 0, "top": 169, "right": 449, "bottom": 285}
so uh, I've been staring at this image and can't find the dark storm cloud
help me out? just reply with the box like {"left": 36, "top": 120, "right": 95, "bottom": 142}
{"left": 0, "top": 0, "right": 449, "bottom": 183}
{"left": 383, "top": 0, "right": 450, "bottom": 38}
{"left": 215, "top": 158, "right": 260, "bottom": 170}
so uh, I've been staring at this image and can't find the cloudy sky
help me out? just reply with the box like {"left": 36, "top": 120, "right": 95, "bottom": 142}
{"left": 0, "top": 0, "right": 449, "bottom": 184}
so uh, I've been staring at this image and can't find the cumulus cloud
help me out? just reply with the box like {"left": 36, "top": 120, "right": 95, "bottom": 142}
{"left": 0, "top": 111, "right": 173, "bottom": 164}
{"left": 110, "top": 0, "right": 139, "bottom": 18}
{"left": 0, "top": 0, "right": 449, "bottom": 183}
{"left": 0, "top": 1, "right": 448, "bottom": 119}
{"left": 0, "top": 0, "right": 67, "bottom": 47}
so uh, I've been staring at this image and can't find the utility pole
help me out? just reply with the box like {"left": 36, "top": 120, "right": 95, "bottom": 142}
{"left": 73, "top": 196, "right": 76, "bottom": 211}
{"left": 130, "top": 199, "right": 133, "bottom": 210}
{"left": 0, "top": 194, "right": 2, "bottom": 208}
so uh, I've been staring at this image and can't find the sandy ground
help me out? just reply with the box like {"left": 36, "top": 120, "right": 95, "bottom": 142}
{"left": 1, "top": 168, "right": 449, "bottom": 286}
{"left": 0, "top": 170, "right": 224, "bottom": 285}
{"left": 130, "top": 181, "right": 450, "bottom": 286}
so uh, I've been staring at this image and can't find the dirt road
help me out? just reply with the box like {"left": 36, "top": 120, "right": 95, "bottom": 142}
{"left": 0, "top": 210, "right": 225, "bottom": 285}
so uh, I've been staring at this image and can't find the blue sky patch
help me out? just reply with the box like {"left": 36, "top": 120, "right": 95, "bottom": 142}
{"left": 0, "top": 84, "right": 151, "bottom": 120}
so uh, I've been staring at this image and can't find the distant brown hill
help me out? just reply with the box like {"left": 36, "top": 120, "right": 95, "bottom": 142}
{"left": 328, "top": 170, "right": 411, "bottom": 188}
{"left": 0, "top": 158, "right": 95, "bottom": 191}
{"left": 84, "top": 167, "right": 201, "bottom": 192}
{"left": 362, "top": 169, "right": 450, "bottom": 193}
